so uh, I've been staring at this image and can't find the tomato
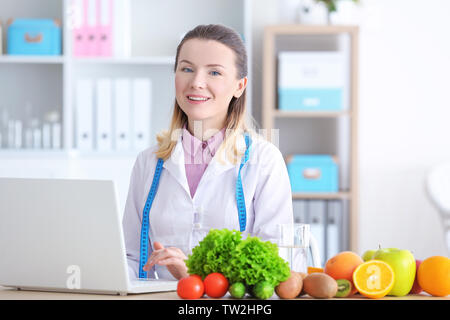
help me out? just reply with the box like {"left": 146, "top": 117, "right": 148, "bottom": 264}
{"left": 177, "top": 275, "right": 204, "bottom": 299}
{"left": 203, "top": 272, "right": 229, "bottom": 298}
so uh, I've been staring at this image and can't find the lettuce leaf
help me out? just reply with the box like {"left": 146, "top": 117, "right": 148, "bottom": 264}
{"left": 185, "top": 229, "right": 242, "bottom": 279}
{"left": 225, "top": 236, "right": 290, "bottom": 287}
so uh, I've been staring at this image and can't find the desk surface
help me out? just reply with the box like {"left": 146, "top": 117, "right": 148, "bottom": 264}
{"left": 1, "top": 286, "right": 448, "bottom": 300}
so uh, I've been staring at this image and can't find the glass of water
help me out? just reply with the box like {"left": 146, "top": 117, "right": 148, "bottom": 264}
{"left": 277, "top": 223, "right": 311, "bottom": 273}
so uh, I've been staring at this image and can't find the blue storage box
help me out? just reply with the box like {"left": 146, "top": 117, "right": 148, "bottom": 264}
{"left": 286, "top": 155, "right": 338, "bottom": 192}
{"left": 7, "top": 19, "right": 61, "bottom": 55}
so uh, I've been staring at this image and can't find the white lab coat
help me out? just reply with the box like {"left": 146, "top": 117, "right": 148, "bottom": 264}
{"left": 122, "top": 134, "right": 293, "bottom": 280}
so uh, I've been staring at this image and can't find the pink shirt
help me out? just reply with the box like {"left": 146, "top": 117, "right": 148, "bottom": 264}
{"left": 182, "top": 125, "right": 226, "bottom": 198}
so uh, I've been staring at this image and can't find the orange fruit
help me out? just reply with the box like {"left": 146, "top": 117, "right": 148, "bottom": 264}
{"left": 353, "top": 260, "right": 395, "bottom": 299}
{"left": 417, "top": 256, "right": 450, "bottom": 297}
{"left": 307, "top": 267, "right": 324, "bottom": 274}
{"left": 324, "top": 251, "right": 364, "bottom": 295}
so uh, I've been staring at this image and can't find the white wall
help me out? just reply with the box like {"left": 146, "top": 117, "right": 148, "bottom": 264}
{"left": 357, "top": 0, "right": 450, "bottom": 259}
{"left": 251, "top": 0, "right": 450, "bottom": 259}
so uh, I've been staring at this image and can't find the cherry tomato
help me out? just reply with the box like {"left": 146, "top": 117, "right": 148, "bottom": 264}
{"left": 177, "top": 275, "right": 204, "bottom": 299}
{"left": 203, "top": 272, "right": 229, "bottom": 298}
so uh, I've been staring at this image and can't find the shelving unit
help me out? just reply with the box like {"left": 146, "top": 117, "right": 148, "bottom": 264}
{"left": 0, "top": 0, "right": 252, "bottom": 150}
{"left": 0, "top": 0, "right": 253, "bottom": 215}
{"left": 262, "top": 25, "right": 359, "bottom": 255}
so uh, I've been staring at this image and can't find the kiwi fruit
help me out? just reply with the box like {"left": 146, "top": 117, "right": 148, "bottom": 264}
{"left": 275, "top": 270, "right": 303, "bottom": 299}
{"left": 303, "top": 273, "right": 338, "bottom": 299}
{"left": 335, "top": 279, "right": 352, "bottom": 298}
{"left": 296, "top": 272, "right": 308, "bottom": 296}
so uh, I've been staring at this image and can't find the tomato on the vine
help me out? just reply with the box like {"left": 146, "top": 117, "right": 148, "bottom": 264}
{"left": 177, "top": 275, "right": 204, "bottom": 299}
{"left": 203, "top": 272, "right": 229, "bottom": 298}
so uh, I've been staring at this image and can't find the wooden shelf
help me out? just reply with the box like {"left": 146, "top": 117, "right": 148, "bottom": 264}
{"left": 274, "top": 110, "right": 351, "bottom": 118}
{"left": 292, "top": 192, "right": 351, "bottom": 200}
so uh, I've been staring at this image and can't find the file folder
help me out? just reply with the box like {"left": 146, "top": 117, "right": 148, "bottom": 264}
{"left": 132, "top": 78, "right": 152, "bottom": 151}
{"left": 72, "top": 0, "right": 87, "bottom": 56}
{"left": 112, "top": 0, "right": 131, "bottom": 57}
{"left": 114, "top": 78, "right": 131, "bottom": 150}
{"left": 293, "top": 200, "right": 307, "bottom": 224}
{"left": 76, "top": 79, "right": 94, "bottom": 150}
{"left": 326, "top": 200, "right": 341, "bottom": 259}
{"left": 96, "top": 78, "right": 113, "bottom": 151}
{"left": 85, "top": 0, "right": 98, "bottom": 56}
{"left": 307, "top": 200, "right": 326, "bottom": 267}
{"left": 97, "top": 0, "right": 113, "bottom": 56}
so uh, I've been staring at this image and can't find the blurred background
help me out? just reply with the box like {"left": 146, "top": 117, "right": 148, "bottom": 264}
{"left": 0, "top": 0, "right": 449, "bottom": 264}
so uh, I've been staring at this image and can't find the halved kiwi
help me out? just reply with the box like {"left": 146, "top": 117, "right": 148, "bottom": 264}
{"left": 335, "top": 279, "right": 352, "bottom": 298}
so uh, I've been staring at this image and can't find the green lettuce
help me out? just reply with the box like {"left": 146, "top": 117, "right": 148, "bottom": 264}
{"left": 185, "top": 229, "right": 290, "bottom": 287}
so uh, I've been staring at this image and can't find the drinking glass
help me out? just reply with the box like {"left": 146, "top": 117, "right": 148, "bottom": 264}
{"left": 277, "top": 223, "right": 321, "bottom": 273}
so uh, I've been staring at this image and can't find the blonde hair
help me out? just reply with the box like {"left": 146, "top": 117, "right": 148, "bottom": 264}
{"left": 155, "top": 24, "right": 262, "bottom": 164}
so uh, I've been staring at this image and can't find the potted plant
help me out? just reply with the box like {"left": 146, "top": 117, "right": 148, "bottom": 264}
{"left": 315, "top": 0, "right": 360, "bottom": 24}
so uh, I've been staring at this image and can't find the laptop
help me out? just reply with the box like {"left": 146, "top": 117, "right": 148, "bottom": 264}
{"left": 0, "top": 177, "right": 178, "bottom": 295}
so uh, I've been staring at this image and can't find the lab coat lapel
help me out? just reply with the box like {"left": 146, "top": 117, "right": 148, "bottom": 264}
{"left": 162, "top": 136, "right": 191, "bottom": 198}
{"left": 199, "top": 135, "right": 250, "bottom": 186}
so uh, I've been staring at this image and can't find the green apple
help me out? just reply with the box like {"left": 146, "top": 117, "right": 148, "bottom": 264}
{"left": 372, "top": 247, "right": 416, "bottom": 296}
{"left": 362, "top": 249, "right": 376, "bottom": 262}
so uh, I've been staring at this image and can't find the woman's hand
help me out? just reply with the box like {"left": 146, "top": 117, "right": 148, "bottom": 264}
{"left": 143, "top": 241, "right": 189, "bottom": 280}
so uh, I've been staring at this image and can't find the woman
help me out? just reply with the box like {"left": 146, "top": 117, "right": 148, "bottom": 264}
{"left": 122, "top": 24, "right": 293, "bottom": 281}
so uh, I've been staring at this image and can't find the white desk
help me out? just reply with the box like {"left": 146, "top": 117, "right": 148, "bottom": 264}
{"left": 1, "top": 286, "right": 448, "bottom": 300}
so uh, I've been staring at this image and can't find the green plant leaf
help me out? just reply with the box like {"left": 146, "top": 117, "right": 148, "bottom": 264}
{"left": 315, "top": 0, "right": 360, "bottom": 13}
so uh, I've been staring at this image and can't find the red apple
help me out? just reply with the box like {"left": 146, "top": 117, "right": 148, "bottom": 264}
{"left": 409, "top": 259, "right": 423, "bottom": 294}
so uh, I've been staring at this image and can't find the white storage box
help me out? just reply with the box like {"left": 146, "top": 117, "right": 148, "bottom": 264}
{"left": 278, "top": 51, "right": 348, "bottom": 111}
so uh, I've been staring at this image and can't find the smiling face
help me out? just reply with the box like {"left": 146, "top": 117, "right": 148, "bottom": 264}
{"left": 175, "top": 38, "right": 247, "bottom": 134}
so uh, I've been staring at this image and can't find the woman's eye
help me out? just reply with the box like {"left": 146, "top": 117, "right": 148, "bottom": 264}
{"left": 181, "top": 67, "right": 193, "bottom": 72}
{"left": 210, "top": 70, "right": 221, "bottom": 76}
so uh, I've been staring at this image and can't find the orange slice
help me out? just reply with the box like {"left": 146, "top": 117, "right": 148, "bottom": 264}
{"left": 307, "top": 266, "right": 324, "bottom": 274}
{"left": 352, "top": 260, "right": 395, "bottom": 299}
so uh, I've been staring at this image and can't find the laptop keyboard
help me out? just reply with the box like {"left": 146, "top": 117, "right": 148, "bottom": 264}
{"left": 131, "top": 279, "right": 178, "bottom": 287}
